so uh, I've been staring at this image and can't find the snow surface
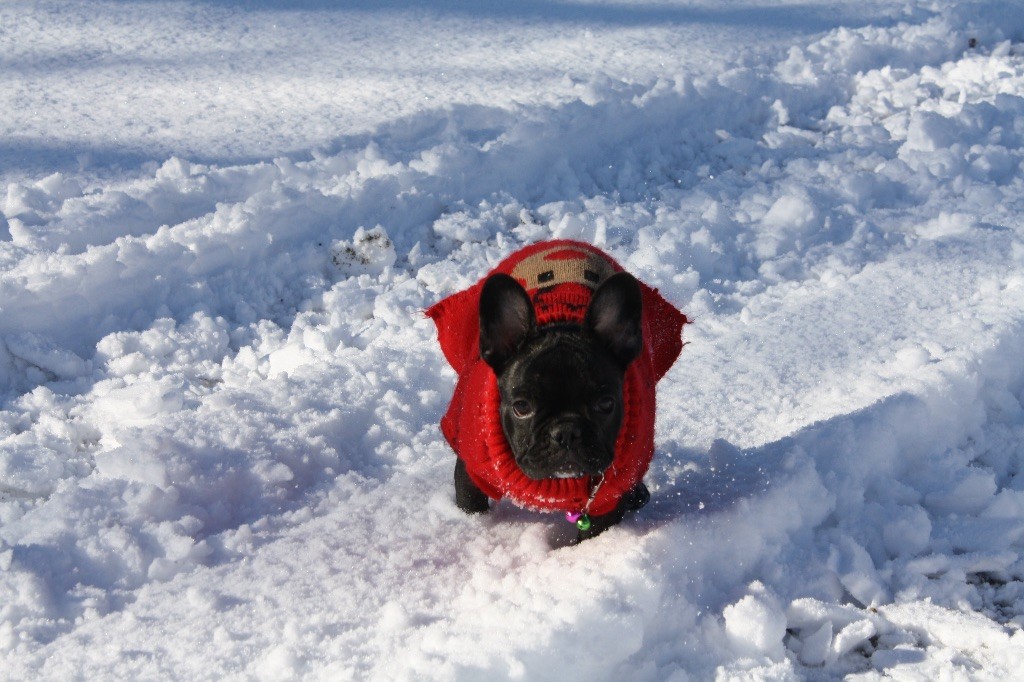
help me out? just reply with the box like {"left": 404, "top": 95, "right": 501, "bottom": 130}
{"left": 3, "top": 0, "right": 1024, "bottom": 679}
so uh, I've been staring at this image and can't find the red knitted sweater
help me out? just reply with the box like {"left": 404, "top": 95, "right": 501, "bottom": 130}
{"left": 427, "top": 240, "right": 687, "bottom": 516}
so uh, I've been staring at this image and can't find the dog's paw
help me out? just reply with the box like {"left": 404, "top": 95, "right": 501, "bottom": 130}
{"left": 455, "top": 490, "right": 490, "bottom": 514}
{"left": 621, "top": 481, "right": 650, "bottom": 512}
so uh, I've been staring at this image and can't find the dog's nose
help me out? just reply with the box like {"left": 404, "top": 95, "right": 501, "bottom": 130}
{"left": 549, "top": 422, "right": 582, "bottom": 450}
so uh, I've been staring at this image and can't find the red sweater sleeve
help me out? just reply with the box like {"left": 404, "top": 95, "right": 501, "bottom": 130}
{"left": 640, "top": 283, "right": 688, "bottom": 381}
{"left": 425, "top": 281, "right": 483, "bottom": 375}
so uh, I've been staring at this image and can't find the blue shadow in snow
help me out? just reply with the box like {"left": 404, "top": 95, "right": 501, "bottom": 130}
{"left": 109, "top": 0, "right": 901, "bottom": 32}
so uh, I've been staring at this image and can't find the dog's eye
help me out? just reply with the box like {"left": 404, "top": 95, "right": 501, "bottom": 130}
{"left": 595, "top": 396, "right": 616, "bottom": 414}
{"left": 512, "top": 399, "right": 535, "bottom": 418}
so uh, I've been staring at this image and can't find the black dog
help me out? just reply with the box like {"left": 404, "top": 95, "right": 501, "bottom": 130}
{"left": 428, "top": 240, "right": 685, "bottom": 543}
{"left": 455, "top": 272, "right": 650, "bottom": 540}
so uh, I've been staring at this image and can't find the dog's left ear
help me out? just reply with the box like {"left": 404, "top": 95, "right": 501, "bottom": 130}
{"left": 585, "top": 272, "right": 643, "bottom": 368}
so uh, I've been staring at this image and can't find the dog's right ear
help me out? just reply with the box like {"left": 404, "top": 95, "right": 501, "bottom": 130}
{"left": 479, "top": 274, "right": 535, "bottom": 373}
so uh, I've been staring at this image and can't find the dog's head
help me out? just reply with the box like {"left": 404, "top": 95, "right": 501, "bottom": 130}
{"left": 478, "top": 271, "right": 643, "bottom": 480}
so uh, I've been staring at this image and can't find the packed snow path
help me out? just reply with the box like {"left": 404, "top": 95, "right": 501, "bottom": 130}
{"left": 3, "top": 1, "right": 1024, "bottom": 679}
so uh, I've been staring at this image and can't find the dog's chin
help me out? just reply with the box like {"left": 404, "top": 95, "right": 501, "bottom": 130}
{"left": 514, "top": 447, "right": 613, "bottom": 481}
{"left": 521, "top": 468, "right": 594, "bottom": 481}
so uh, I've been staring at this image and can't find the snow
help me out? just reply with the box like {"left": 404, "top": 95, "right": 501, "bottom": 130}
{"left": 2, "top": 0, "right": 1024, "bottom": 679}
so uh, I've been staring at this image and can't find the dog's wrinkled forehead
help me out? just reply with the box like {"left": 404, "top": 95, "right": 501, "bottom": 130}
{"left": 505, "top": 333, "right": 623, "bottom": 395}
{"left": 522, "top": 333, "right": 592, "bottom": 375}
{"left": 509, "top": 246, "right": 615, "bottom": 292}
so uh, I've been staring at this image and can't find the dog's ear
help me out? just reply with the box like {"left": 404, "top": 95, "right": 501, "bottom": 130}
{"left": 585, "top": 272, "right": 643, "bottom": 368}
{"left": 479, "top": 274, "right": 535, "bottom": 373}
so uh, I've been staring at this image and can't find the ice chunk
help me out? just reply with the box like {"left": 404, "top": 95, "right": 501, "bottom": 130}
{"left": 724, "top": 582, "right": 787, "bottom": 661}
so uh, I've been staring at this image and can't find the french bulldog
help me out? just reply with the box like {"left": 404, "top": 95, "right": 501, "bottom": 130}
{"left": 427, "top": 240, "right": 685, "bottom": 543}
{"left": 454, "top": 271, "right": 651, "bottom": 540}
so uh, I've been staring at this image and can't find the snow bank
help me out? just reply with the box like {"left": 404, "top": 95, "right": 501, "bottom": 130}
{"left": 3, "top": 0, "right": 1024, "bottom": 679}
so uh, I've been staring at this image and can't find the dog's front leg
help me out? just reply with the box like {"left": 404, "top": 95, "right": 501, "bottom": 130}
{"left": 575, "top": 505, "right": 626, "bottom": 542}
{"left": 575, "top": 481, "right": 650, "bottom": 542}
{"left": 454, "top": 458, "right": 490, "bottom": 513}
